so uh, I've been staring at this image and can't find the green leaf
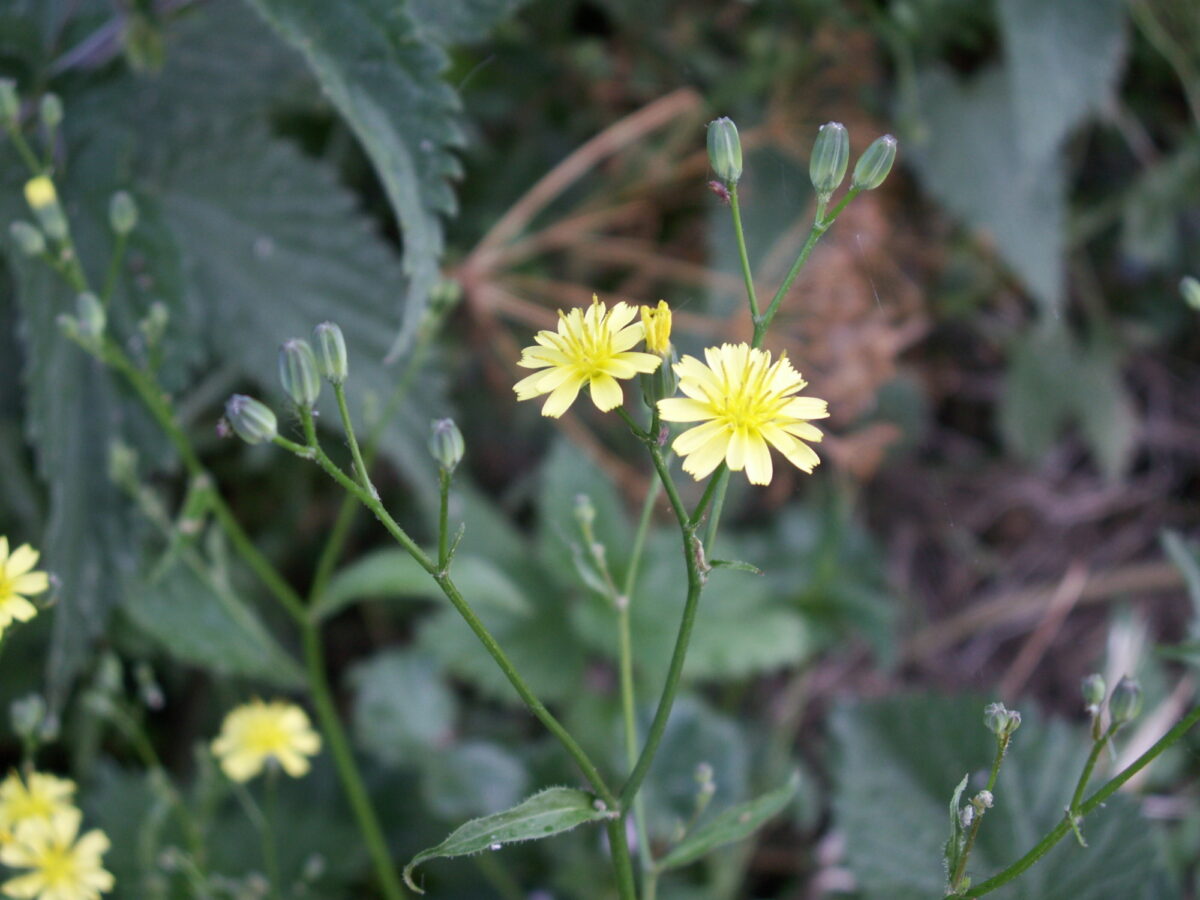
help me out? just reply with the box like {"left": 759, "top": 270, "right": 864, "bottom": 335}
{"left": 709, "top": 558, "right": 764, "bottom": 576}
{"left": 402, "top": 787, "right": 615, "bottom": 892}
{"left": 242, "top": 0, "right": 463, "bottom": 356}
{"left": 1161, "top": 531, "right": 1200, "bottom": 618}
{"left": 409, "top": 0, "right": 530, "bottom": 44}
{"left": 315, "top": 549, "right": 530, "bottom": 620}
{"left": 831, "top": 694, "right": 1178, "bottom": 899}
{"left": 657, "top": 772, "right": 799, "bottom": 871}
{"left": 944, "top": 772, "right": 970, "bottom": 884}
{"left": 419, "top": 741, "right": 530, "bottom": 822}
{"left": 349, "top": 649, "right": 457, "bottom": 766}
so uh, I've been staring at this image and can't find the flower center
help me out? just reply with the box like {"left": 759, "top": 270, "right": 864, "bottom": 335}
{"left": 244, "top": 719, "right": 289, "bottom": 755}
{"left": 37, "top": 844, "right": 78, "bottom": 885}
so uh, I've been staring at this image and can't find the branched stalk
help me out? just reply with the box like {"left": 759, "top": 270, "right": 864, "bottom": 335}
{"left": 1068, "top": 721, "right": 1118, "bottom": 815}
{"left": 949, "top": 731, "right": 1011, "bottom": 893}
{"left": 333, "top": 382, "right": 375, "bottom": 496}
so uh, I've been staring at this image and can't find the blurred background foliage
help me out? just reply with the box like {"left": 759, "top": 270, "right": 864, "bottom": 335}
{"left": 0, "top": 0, "right": 1198, "bottom": 896}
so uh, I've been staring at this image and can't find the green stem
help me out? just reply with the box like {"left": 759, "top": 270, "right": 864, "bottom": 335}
{"left": 962, "top": 706, "right": 1200, "bottom": 898}
{"left": 100, "top": 231, "right": 128, "bottom": 307}
{"left": 333, "top": 382, "right": 375, "bottom": 496}
{"left": 949, "top": 733, "right": 1010, "bottom": 893}
{"left": 1069, "top": 722, "right": 1118, "bottom": 814}
{"left": 264, "top": 768, "right": 282, "bottom": 900}
{"left": 702, "top": 468, "right": 729, "bottom": 551}
{"left": 437, "top": 469, "right": 451, "bottom": 568}
{"left": 606, "top": 819, "right": 638, "bottom": 900}
{"left": 231, "top": 780, "right": 281, "bottom": 900}
{"left": 5, "top": 122, "right": 42, "bottom": 173}
{"left": 728, "top": 183, "right": 758, "bottom": 320}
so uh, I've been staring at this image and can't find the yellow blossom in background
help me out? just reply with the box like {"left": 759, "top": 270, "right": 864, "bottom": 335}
{"left": 22, "top": 177, "right": 56, "bottom": 212}
{"left": 514, "top": 296, "right": 661, "bottom": 417}
{"left": 1, "top": 809, "right": 113, "bottom": 900}
{"left": 658, "top": 343, "right": 829, "bottom": 485}
{"left": 211, "top": 699, "right": 321, "bottom": 782}
{"left": 0, "top": 538, "right": 50, "bottom": 637}
{"left": 0, "top": 772, "right": 76, "bottom": 838}
{"left": 640, "top": 300, "right": 672, "bottom": 355}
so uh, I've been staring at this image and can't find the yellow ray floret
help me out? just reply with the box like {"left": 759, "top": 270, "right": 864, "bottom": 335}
{"left": 1, "top": 809, "right": 114, "bottom": 900}
{"left": 211, "top": 699, "right": 322, "bottom": 782}
{"left": 514, "top": 296, "right": 662, "bottom": 418}
{"left": 0, "top": 772, "right": 76, "bottom": 836}
{"left": 640, "top": 300, "right": 672, "bottom": 355}
{"left": 0, "top": 537, "right": 50, "bottom": 637}
{"left": 658, "top": 343, "right": 829, "bottom": 486}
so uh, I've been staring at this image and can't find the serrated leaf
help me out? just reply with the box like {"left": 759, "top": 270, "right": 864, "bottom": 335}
{"left": 409, "top": 0, "right": 529, "bottom": 44}
{"left": 314, "top": 549, "right": 530, "bottom": 620}
{"left": 657, "top": 772, "right": 798, "bottom": 871}
{"left": 831, "top": 694, "right": 1177, "bottom": 899}
{"left": 402, "top": 787, "right": 613, "bottom": 892}
{"left": 242, "top": 0, "right": 463, "bottom": 357}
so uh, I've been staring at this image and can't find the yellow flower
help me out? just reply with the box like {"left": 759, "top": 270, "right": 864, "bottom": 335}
{"left": 640, "top": 300, "right": 672, "bottom": 355}
{"left": 1, "top": 809, "right": 114, "bottom": 900}
{"left": 0, "top": 538, "right": 49, "bottom": 636}
{"left": 514, "top": 296, "right": 661, "bottom": 418}
{"left": 22, "top": 178, "right": 57, "bottom": 213}
{"left": 0, "top": 773, "right": 76, "bottom": 836}
{"left": 211, "top": 699, "right": 321, "bottom": 782}
{"left": 658, "top": 343, "right": 829, "bottom": 485}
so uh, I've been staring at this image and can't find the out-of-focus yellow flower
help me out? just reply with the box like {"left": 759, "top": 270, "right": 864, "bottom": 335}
{"left": 211, "top": 699, "right": 321, "bottom": 782}
{"left": 640, "top": 301, "right": 672, "bottom": 356}
{"left": 0, "top": 809, "right": 114, "bottom": 900}
{"left": 22, "top": 177, "right": 57, "bottom": 212}
{"left": 513, "top": 296, "right": 661, "bottom": 418}
{"left": 0, "top": 772, "right": 76, "bottom": 838}
{"left": 658, "top": 343, "right": 828, "bottom": 485}
{"left": 0, "top": 538, "right": 49, "bottom": 636}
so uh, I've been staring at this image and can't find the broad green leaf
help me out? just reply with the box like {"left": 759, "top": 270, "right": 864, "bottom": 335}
{"left": 657, "top": 772, "right": 799, "bottom": 871}
{"left": 419, "top": 741, "right": 529, "bottom": 821}
{"left": 315, "top": 550, "right": 530, "bottom": 620}
{"left": 402, "top": 787, "right": 615, "bottom": 892}
{"left": 410, "top": 0, "right": 529, "bottom": 44}
{"left": 831, "top": 694, "right": 1177, "bottom": 899}
{"left": 350, "top": 649, "right": 457, "bottom": 766}
{"left": 242, "top": 0, "right": 463, "bottom": 357}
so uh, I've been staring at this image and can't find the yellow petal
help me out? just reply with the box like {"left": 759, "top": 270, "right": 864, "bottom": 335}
{"left": 743, "top": 434, "right": 773, "bottom": 485}
{"left": 10, "top": 573, "right": 48, "bottom": 597}
{"left": 678, "top": 431, "right": 730, "bottom": 481}
{"left": 780, "top": 397, "right": 829, "bottom": 420}
{"left": 588, "top": 373, "right": 624, "bottom": 411}
{"left": 672, "top": 419, "right": 728, "bottom": 455}
{"left": 541, "top": 377, "right": 584, "bottom": 418}
{"left": 4, "top": 545, "right": 38, "bottom": 578}
{"left": 657, "top": 398, "right": 714, "bottom": 423}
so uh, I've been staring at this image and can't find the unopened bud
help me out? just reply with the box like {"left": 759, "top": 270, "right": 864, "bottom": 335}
{"left": 139, "top": 302, "right": 169, "bottom": 348}
{"left": 1181, "top": 276, "right": 1200, "bottom": 311}
{"left": 429, "top": 418, "right": 464, "bottom": 472}
{"left": 39, "top": 93, "right": 62, "bottom": 130}
{"left": 641, "top": 301, "right": 672, "bottom": 355}
{"left": 10, "top": 694, "right": 47, "bottom": 742}
{"left": 279, "top": 339, "right": 321, "bottom": 408}
{"left": 9, "top": 220, "right": 45, "bottom": 256}
{"left": 1081, "top": 673, "right": 1106, "bottom": 712}
{"left": 851, "top": 134, "right": 898, "bottom": 191}
{"left": 809, "top": 122, "right": 849, "bottom": 199}
{"left": 574, "top": 493, "right": 596, "bottom": 531}
{"left": 959, "top": 805, "right": 974, "bottom": 829}
{"left": 984, "top": 702, "right": 1021, "bottom": 739}
{"left": 707, "top": 117, "right": 743, "bottom": 186}
{"left": 224, "top": 394, "right": 277, "bottom": 445}
{"left": 109, "top": 191, "right": 138, "bottom": 235}
{"left": 1110, "top": 676, "right": 1143, "bottom": 725}
{"left": 96, "top": 652, "right": 124, "bottom": 695}
{"left": 24, "top": 176, "right": 68, "bottom": 241}
{"left": 0, "top": 78, "right": 17, "bottom": 123}
{"left": 107, "top": 440, "right": 139, "bottom": 487}
{"left": 972, "top": 790, "right": 993, "bottom": 811}
{"left": 695, "top": 762, "right": 715, "bottom": 790}
{"left": 313, "top": 321, "right": 348, "bottom": 385}
{"left": 76, "top": 292, "right": 106, "bottom": 341}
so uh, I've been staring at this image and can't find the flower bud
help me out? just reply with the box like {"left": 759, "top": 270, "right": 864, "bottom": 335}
{"left": 707, "top": 117, "right": 743, "bottom": 186}
{"left": 224, "top": 394, "right": 278, "bottom": 445}
{"left": 75, "top": 292, "right": 106, "bottom": 341}
{"left": 1181, "top": 276, "right": 1200, "bottom": 311}
{"left": 983, "top": 701, "right": 1021, "bottom": 739}
{"left": 429, "top": 418, "right": 465, "bottom": 472}
{"left": 640, "top": 300, "right": 672, "bottom": 356}
{"left": 809, "top": 122, "right": 849, "bottom": 199}
{"left": 24, "top": 176, "right": 68, "bottom": 241}
{"left": 313, "top": 321, "right": 348, "bottom": 385}
{"left": 279, "top": 339, "right": 321, "bottom": 408}
{"left": 109, "top": 191, "right": 138, "bottom": 236}
{"left": 958, "top": 805, "right": 974, "bottom": 829}
{"left": 9, "top": 220, "right": 45, "bottom": 256}
{"left": 1081, "top": 673, "right": 1106, "bottom": 712}
{"left": 10, "top": 694, "right": 47, "bottom": 743}
{"left": 139, "top": 301, "right": 169, "bottom": 348}
{"left": 574, "top": 493, "right": 596, "bottom": 531}
{"left": 39, "top": 93, "right": 62, "bottom": 130}
{"left": 1110, "top": 676, "right": 1143, "bottom": 725}
{"left": 0, "top": 78, "right": 17, "bottom": 123}
{"left": 972, "top": 790, "right": 993, "bottom": 811}
{"left": 851, "top": 134, "right": 898, "bottom": 191}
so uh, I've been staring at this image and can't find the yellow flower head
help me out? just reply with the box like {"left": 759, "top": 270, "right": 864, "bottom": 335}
{"left": 0, "top": 538, "right": 49, "bottom": 637}
{"left": 22, "top": 177, "right": 57, "bottom": 213}
{"left": 658, "top": 343, "right": 829, "bottom": 485}
{"left": 211, "top": 699, "right": 321, "bottom": 782}
{"left": 0, "top": 772, "right": 76, "bottom": 835}
{"left": 1, "top": 809, "right": 114, "bottom": 900}
{"left": 514, "top": 296, "right": 662, "bottom": 418}
{"left": 640, "top": 301, "right": 672, "bottom": 356}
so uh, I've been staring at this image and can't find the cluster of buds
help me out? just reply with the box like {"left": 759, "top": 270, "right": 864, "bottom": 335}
{"left": 1080, "top": 672, "right": 1143, "bottom": 732}
{"left": 983, "top": 702, "right": 1022, "bottom": 741}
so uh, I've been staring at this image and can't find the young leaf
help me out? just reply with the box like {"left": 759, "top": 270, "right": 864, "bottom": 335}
{"left": 656, "top": 772, "right": 799, "bottom": 871}
{"left": 709, "top": 558, "right": 764, "bottom": 576}
{"left": 943, "top": 773, "right": 970, "bottom": 886}
{"left": 402, "top": 787, "right": 614, "bottom": 892}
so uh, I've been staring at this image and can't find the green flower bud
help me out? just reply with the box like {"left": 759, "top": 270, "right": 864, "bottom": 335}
{"left": 641, "top": 347, "right": 679, "bottom": 409}
{"left": 1181, "top": 276, "right": 1200, "bottom": 311}
{"left": 313, "top": 321, "right": 348, "bottom": 384}
{"left": 429, "top": 418, "right": 464, "bottom": 473}
{"left": 10, "top": 694, "right": 47, "bottom": 743}
{"left": 225, "top": 394, "right": 278, "bottom": 445}
{"left": 76, "top": 292, "right": 106, "bottom": 341}
{"left": 707, "top": 117, "right": 743, "bottom": 186}
{"left": 279, "top": 339, "right": 321, "bottom": 408}
{"left": 0, "top": 78, "right": 17, "bottom": 123}
{"left": 1110, "top": 676, "right": 1143, "bottom": 725}
{"left": 983, "top": 701, "right": 1021, "bottom": 739}
{"left": 809, "top": 122, "right": 850, "bottom": 198}
{"left": 852, "top": 134, "right": 898, "bottom": 191}
{"left": 109, "top": 191, "right": 138, "bottom": 236}
{"left": 9, "top": 220, "right": 45, "bottom": 257}
{"left": 39, "top": 93, "right": 62, "bottom": 130}
{"left": 139, "top": 301, "right": 169, "bottom": 348}
{"left": 1081, "top": 673, "right": 1106, "bottom": 712}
